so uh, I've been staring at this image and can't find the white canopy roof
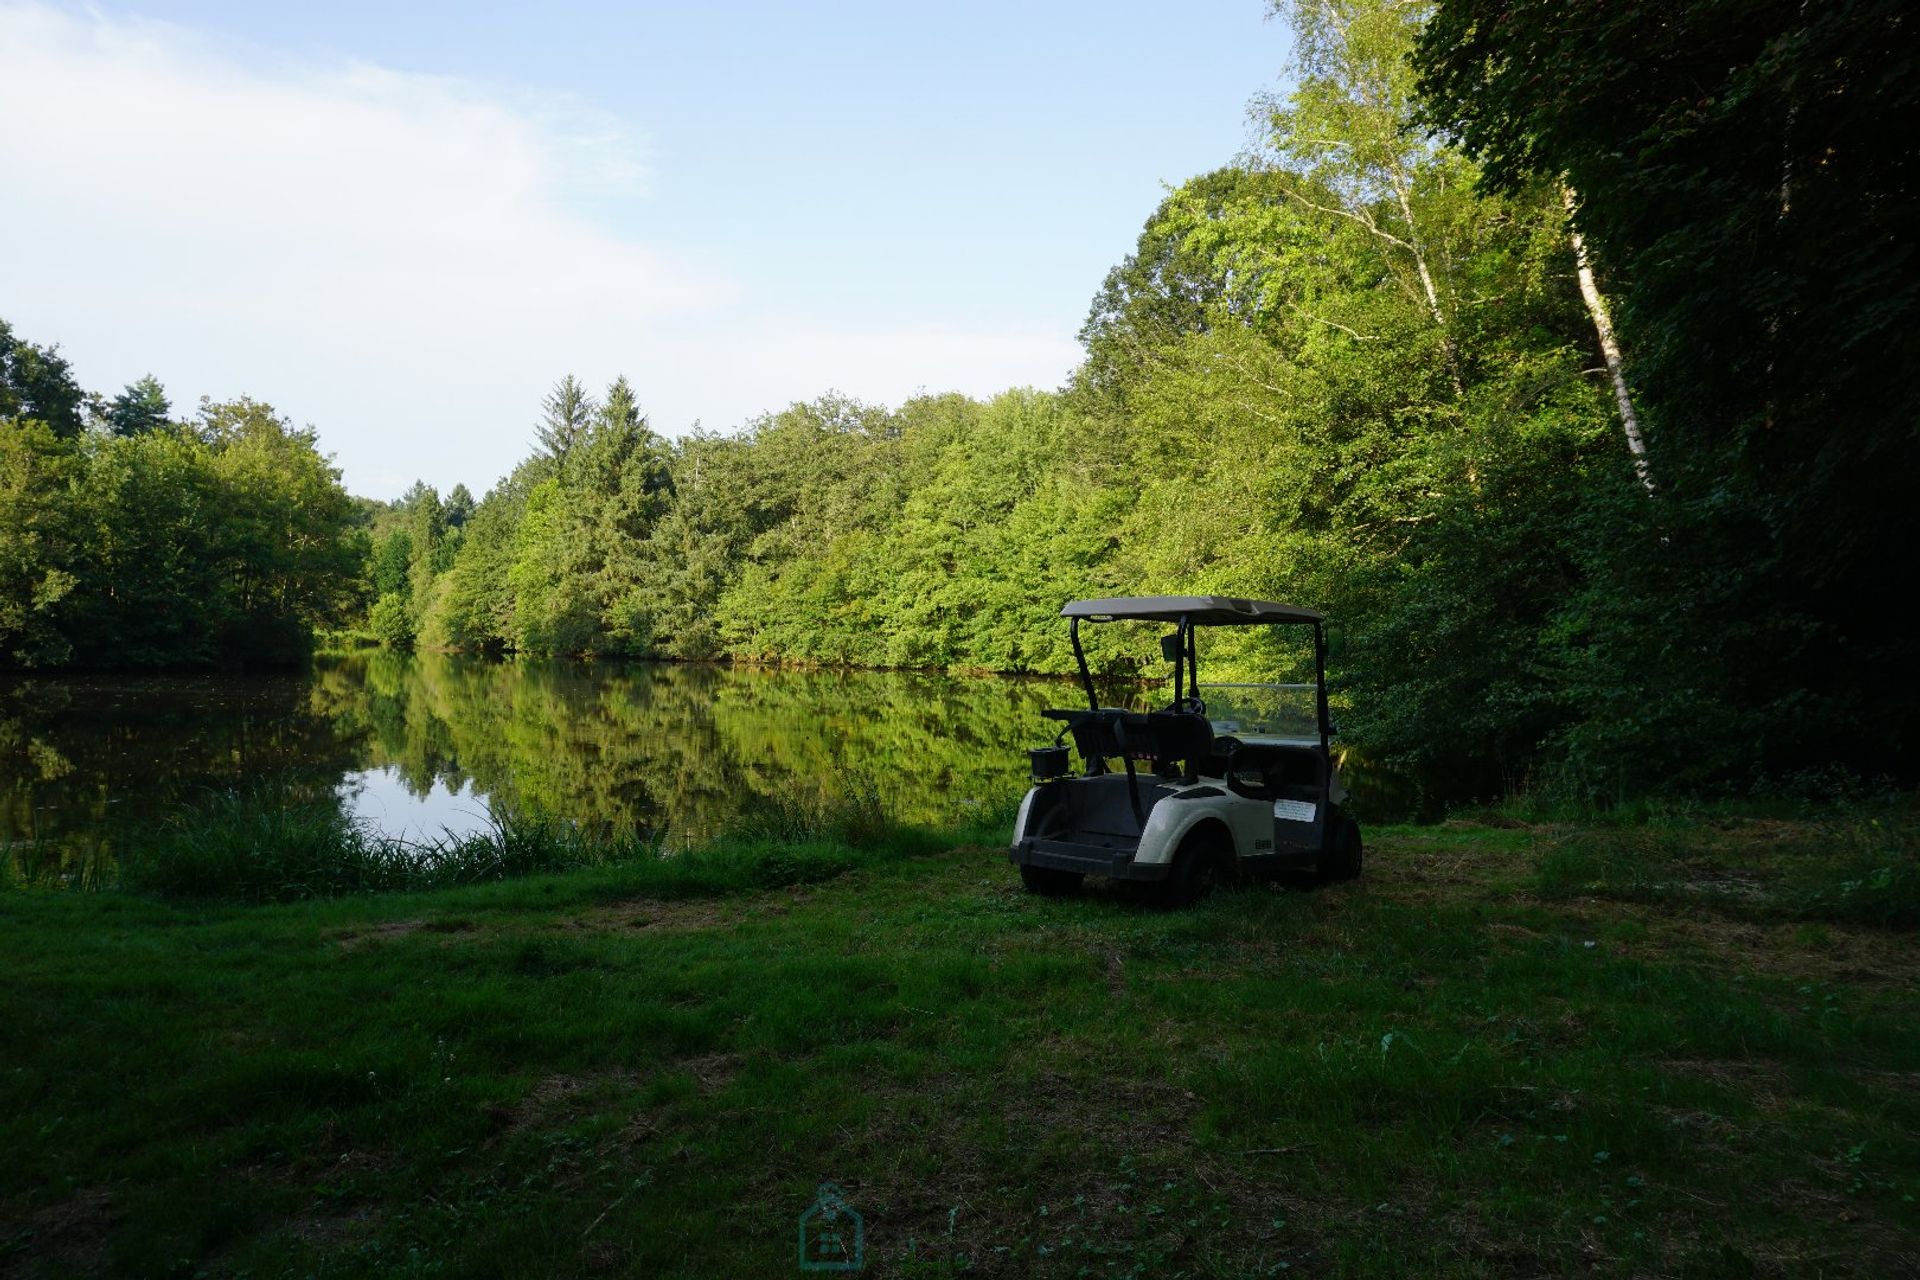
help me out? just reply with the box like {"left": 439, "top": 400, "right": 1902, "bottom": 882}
{"left": 1060, "top": 595, "right": 1322, "bottom": 626}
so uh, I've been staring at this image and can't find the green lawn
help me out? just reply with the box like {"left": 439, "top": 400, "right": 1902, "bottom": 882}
{"left": 3, "top": 819, "right": 1917, "bottom": 1277}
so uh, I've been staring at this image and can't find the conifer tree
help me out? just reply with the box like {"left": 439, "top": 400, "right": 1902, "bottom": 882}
{"left": 535, "top": 375, "right": 595, "bottom": 462}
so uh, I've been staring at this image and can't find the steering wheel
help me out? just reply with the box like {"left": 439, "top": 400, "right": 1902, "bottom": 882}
{"left": 1170, "top": 694, "right": 1207, "bottom": 717}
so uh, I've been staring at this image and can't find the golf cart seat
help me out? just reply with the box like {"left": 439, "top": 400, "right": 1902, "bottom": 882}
{"left": 1043, "top": 708, "right": 1214, "bottom": 780}
{"left": 1216, "top": 739, "right": 1325, "bottom": 799}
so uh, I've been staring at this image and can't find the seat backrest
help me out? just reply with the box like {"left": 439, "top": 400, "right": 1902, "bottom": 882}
{"left": 1116, "top": 711, "right": 1215, "bottom": 780}
{"left": 1042, "top": 707, "right": 1216, "bottom": 779}
{"left": 1042, "top": 707, "right": 1125, "bottom": 773}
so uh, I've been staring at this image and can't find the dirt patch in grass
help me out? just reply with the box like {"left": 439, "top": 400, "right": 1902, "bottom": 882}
{"left": 853, "top": 1069, "right": 1213, "bottom": 1275}
{"left": 676, "top": 1051, "right": 741, "bottom": 1095}
{"left": 1581, "top": 905, "right": 1919, "bottom": 987}
{"left": 329, "top": 917, "right": 478, "bottom": 951}
{"left": 562, "top": 898, "right": 734, "bottom": 933}
{"left": 564, "top": 880, "right": 825, "bottom": 934}
{"left": 1758, "top": 1178, "right": 1920, "bottom": 1276}
{"left": 283, "top": 1199, "right": 382, "bottom": 1253}
{"left": 493, "top": 1053, "right": 742, "bottom": 1146}
{"left": 1371, "top": 834, "right": 1537, "bottom": 907}
{"left": 487, "top": 1071, "right": 641, "bottom": 1142}
{"left": 1, "top": 1187, "right": 115, "bottom": 1280}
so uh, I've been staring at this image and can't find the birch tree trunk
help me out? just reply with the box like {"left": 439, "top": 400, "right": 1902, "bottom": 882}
{"left": 1563, "top": 183, "right": 1654, "bottom": 493}
{"left": 1393, "top": 178, "right": 1466, "bottom": 399}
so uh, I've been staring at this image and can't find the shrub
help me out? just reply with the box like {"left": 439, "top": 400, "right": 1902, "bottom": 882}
{"left": 368, "top": 592, "right": 414, "bottom": 650}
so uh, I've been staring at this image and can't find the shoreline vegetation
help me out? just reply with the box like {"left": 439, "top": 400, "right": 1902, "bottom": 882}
{"left": 3, "top": 806, "right": 1915, "bottom": 1276}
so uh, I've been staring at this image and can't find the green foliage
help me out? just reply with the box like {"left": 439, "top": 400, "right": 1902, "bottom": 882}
{"left": 9, "top": 0, "right": 1912, "bottom": 807}
{"left": 104, "top": 374, "right": 171, "bottom": 436}
{"left": 367, "top": 591, "right": 414, "bottom": 649}
{"left": 354, "top": 0, "right": 1869, "bottom": 804}
{"left": 0, "top": 369, "right": 362, "bottom": 669}
{"left": 0, "top": 420, "right": 80, "bottom": 666}
{"left": 1414, "top": 0, "right": 1920, "bottom": 783}
{"left": 535, "top": 373, "right": 595, "bottom": 462}
{"left": 368, "top": 528, "right": 413, "bottom": 600}
{"left": 0, "top": 318, "right": 85, "bottom": 438}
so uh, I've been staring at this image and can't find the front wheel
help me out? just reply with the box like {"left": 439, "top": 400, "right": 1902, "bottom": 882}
{"left": 1020, "top": 864, "right": 1084, "bottom": 897}
{"left": 1318, "top": 814, "right": 1363, "bottom": 883}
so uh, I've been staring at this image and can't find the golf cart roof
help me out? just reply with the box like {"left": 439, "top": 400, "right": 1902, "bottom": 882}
{"left": 1061, "top": 595, "right": 1323, "bottom": 626}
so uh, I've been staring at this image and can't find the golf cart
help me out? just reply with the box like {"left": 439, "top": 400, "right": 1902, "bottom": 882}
{"left": 1009, "top": 595, "right": 1361, "bottom": 905}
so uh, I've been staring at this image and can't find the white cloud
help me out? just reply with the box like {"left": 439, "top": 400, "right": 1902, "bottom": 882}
{"left": 0, "top": 3, "right": 1081, "bottom": 497}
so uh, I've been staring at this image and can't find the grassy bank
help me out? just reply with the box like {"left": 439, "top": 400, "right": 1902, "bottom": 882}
{"left": 9, "top": 780, "right": 973, "bottom": 903}
{"left": 3, "top": 813, "right": 1917, "bottom": 1277}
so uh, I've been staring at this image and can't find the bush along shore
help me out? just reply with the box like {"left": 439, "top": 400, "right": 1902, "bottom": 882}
{"left": 2, "top": 799, "right": 1916, "bottom": 1277}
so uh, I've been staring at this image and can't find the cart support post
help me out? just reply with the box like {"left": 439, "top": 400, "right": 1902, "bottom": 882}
{"left": 1172, "top": 614, "right": 1189, "bottom": 707}
{"left": 1071, "top": 617, "right": 1098, "bottom": 711}
{"left": 1313, "top": 623, "right": 1331, "bottom": 754}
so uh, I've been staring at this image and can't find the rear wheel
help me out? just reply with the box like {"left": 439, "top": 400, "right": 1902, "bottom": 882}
{"left": 1160, "top": 826, "right": 1233, "bottom": 908}
{"left": 1318, "top": 814, "right": 1363, "bottom": 883}
{"left": 1020, "top": 864, "right": 1084, "bottom": 896}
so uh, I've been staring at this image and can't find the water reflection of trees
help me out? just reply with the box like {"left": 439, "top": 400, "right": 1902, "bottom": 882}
{"left": 7, "top": 657, "right": 1414, "bottom": 882}
{"left": 307, "top": 654, "right": 1060, "bottom": 840}
{"left": 1, "top": 673, "right": 362, "bottom": 880}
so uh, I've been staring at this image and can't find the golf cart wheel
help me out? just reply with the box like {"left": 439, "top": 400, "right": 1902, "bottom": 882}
{"left": 1318, "top": 814, "right": 1363, "bottom": 884}
{"left": 1161, "top": 826, "right": 1233, "bottom": 908}
{"left": 1020, "top": 864, "right": 1084, "bottom": 897}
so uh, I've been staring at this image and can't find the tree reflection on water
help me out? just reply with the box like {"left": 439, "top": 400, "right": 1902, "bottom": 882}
{"left": 4, "top": 652, "right": 1416, "bottom": 886}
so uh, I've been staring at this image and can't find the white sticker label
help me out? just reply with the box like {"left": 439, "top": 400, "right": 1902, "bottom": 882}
{"left": 1272, "top": 799, "right": 1317, "bottom": 823}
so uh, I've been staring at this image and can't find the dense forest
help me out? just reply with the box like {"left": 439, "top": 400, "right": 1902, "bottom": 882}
{"left": 0, "top": 328, "right": 359, "bottom": 669}
{"left": 3, "top": 0, "right": 1913, "bottom": 804}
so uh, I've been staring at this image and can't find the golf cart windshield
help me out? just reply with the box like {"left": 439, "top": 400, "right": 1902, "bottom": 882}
{"left": 1199, "top": 684, "right": 1320, "bottom": 743}
{"left": 1057, "top": 595, "right": 1331, "bottom": 754}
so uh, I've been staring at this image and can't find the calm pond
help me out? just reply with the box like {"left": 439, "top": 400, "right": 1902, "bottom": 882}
{"left": 2, "top": 653, "right": 1413, "bottom": 885}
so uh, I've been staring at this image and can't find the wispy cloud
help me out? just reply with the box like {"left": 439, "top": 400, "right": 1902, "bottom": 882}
{"left": 0, "top": 3, "right": 1080, "bottom": 497}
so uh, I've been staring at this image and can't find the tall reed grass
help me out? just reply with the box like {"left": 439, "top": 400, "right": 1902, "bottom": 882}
{"left": 719, "top": 775, "right": 903, "bottom": 848}
{"left": 106, "top": 776, "right": 1023, "bottom": 905}
{"left": 119, "top": 788, "right": 664, "bottom": 904}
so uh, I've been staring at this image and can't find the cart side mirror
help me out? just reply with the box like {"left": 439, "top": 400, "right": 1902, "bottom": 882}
{"left": 1159, "top": 632, "right": 1182, "bottom": 663}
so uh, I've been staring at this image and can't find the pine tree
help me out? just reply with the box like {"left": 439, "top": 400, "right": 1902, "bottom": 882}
{"left": 536, "top": 375, "right": 596, "bottom": 462}
{"left": 444, "top": 483, "right": 475, "bottom": 529}
{"left": 106, "top": 375, "right": 172, "bottom": 437}
{"left": 598, "top": 375, "right": 644, "bottom": 439}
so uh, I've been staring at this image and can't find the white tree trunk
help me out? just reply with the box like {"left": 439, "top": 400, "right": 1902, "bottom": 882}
{"left": 1392, "top": 179, "right": 1467, "bottom": 400}
{"left": 1564, "top": 183, "right": 1654, "bottom": 493}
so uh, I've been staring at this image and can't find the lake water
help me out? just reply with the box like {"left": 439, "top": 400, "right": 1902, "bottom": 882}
{"left": 2, "top": 653, "right": 1413, "bottom": 885}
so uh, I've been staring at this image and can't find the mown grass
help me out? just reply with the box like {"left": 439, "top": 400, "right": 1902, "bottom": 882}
{"left": 1532, "top": 804, "right": 1920, "bottom": 929}
{"left": 2, "top": 812, "right": 1917, "bottom": 1278}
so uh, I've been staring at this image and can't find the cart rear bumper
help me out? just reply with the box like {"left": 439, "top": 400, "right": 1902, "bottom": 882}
{"left": 1009, "top": 838, "right": 1172, "bottom": 881}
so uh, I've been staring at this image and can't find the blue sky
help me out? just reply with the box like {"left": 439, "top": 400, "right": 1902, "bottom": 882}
{"left": 0, "top": 1, "right": 1288, "bottom": 497}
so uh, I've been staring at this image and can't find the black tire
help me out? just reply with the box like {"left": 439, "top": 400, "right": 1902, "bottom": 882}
{"left": 1318, "top": 814, "right": 1363, "bottom": 884}
{"left": 1160, "top": 826, "right": 1233, "bottom": 908}
{"left": 1020, "top": 864, "right": 1084, "bottom": 896}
